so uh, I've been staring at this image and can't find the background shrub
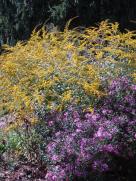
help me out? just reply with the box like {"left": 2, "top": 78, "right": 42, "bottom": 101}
{"left": 0, "top": 0, "right": 136, "bottom": 45}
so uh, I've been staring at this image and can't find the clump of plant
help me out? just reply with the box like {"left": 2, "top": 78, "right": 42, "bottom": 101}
{"left": 33, "top": 76, "right": 135, "bottom": 180}
{"left": 0, "top": 20, "right": 135, "bottom": 124}
{"left": 0, "top": 20, "right": 136, "bottom": 180}
{"left": 0, "top": 75, "right": 136, "bottom": 180}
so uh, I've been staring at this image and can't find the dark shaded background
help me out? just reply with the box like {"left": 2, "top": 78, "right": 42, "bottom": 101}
{"left": 0, "top": 0, "right": 136, "bottom": 46}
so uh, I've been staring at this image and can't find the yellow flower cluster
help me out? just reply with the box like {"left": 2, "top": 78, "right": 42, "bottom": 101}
{"left": 0, "top": 20, "right": 135, "bottom": 125}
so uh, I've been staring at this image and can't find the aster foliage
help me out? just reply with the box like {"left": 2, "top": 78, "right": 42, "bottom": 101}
{"left": 1, "top": 77, "right": 135, "bottom": 180}
{"left": 40, "top": 77, "right": 136, "bottom": 180}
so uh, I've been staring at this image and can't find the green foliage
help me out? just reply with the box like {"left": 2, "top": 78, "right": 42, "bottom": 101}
{"left": 0, "top": 0, "right": 49, "bottom": 45}
{"left": 0, "top": 124, "right": 47, "bottom": 166}
{"left": 0, "top": 0, "right": 32, "bottom": 45}
{"left": 49, "top": 0, "right": 69, "bottom": 25}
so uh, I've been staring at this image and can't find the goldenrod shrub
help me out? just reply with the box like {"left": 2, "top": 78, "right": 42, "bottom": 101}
{"left": 0, "top": 20, "right": 136, "bottom": 123}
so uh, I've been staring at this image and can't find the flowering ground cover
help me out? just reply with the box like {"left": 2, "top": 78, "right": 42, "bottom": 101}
{"left": 0, "top": 21, "right": 136, "bottom": 180}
